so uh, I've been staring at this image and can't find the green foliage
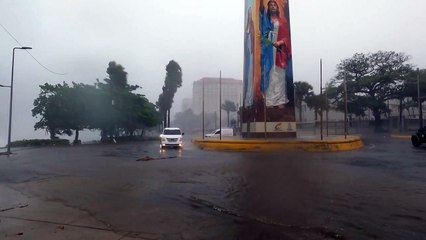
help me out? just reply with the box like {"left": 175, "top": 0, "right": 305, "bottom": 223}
{"left": 294, "top": 82, "right": 313, "bottom": 103}
{"left": 94, "top": 61, "right": 161, "bottom": 139}
{"left": 32, "top": 82, "right": 91, "bottom": 139}
{"left": 97, "top": 61, "right": 138, "bottom": 92}
{"left": 117, "top": 91, "right": 160, "bottom": 136}
{"left": 32, "top": 61, "right": 161, "bottom": 142}
{"left": 221, "top": 100, "right": 237, "bottom": 112}
{"left": 157, "top": 60, "right": 183, "bottom": 127}
{"left": 10, "top": 139, "right": 70, "bottom": 147}
{"left": 305, "top": 94, "right": 321, "bottom": 121}
{"left": 221, "top": 100, "right": 237, "bottom": 127}
{"left": 331, "top": 51, "right": 413, "bottom": 126}
{"left": 294, "top": 81, "right": 314, "bottom": 121}
{"left": 405, "top": 69, "right": 426, "bottom": 104}
{"left": 139, "top": 101, "right": 162, "bottom": 128}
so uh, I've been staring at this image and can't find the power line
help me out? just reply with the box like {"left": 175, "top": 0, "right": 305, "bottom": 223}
{"left": 0, "top": 23, "right": 68, "bottom": 75}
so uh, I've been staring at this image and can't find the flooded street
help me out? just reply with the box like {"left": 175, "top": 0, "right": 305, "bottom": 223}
{"left": 1, "top": 135, "right": 426, "bottom": 239}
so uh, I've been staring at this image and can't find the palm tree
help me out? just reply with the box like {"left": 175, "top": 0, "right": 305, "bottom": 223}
{"left": 305, "top": 94, "right": 321, "bottom": 121}
{"left": 221, "top": 100, "right": 237, "bottom": 127}
{"left": 156, "top": 60, "right": 182, "bottom": 128}
{"left": 294, "top": 81, "right": 313, "bottom": 122}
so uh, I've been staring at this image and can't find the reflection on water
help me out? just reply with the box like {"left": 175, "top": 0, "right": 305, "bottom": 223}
{"left": 18, "top": 139, "right": 425, "bottom": 239}
{"left": 159, "top": 146, "right": 182, "bottom": 158}
{"left": 168, "top": 150, "right": 426, "bottom": 240}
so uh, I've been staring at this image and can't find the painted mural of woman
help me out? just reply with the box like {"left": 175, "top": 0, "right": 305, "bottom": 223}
{"left": 259, "top": 0, "right": 291, "bottom": 108}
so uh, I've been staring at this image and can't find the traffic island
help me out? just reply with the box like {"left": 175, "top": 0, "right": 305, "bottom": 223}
{"left": 390, "top": 134, "right": 411, "bottom": 139}
{"left": 192, "top": 135, "right": 363, "bottom": 152}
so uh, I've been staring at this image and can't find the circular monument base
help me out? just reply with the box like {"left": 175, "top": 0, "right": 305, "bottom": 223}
{"left": 192, "top": 135, "right": 363, "bottom": 152}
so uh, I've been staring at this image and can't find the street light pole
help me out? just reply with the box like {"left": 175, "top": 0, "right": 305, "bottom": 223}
{"left": 325, "top": 84, "right": 329, "bottom": 136}
{"left": 417, "top": 68, "right": 423, "bottom": 129}
{"left": 6, "top": 46, "right": 32, "bottom": 155}
{"left": 320, "top": 59, "right": 323, "bottom": 140}
{"left": 219, "top": 70, "right": 222, "bottom": 140}
{"left": 344, "top": 76, "right": 348, "bottom": 140}
{"left": 202, "top": 79, "right": 205, "bottom": 139}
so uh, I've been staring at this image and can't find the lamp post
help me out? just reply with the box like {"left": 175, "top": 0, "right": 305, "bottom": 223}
{"left": 417, "top": 68, "right": 423, "bottom": 129}
{"left": 219, "top": 71, "right": 222, "bottom": 140}
{"left": 320, "top": 59, "right": 323, "bottom": 140}
{"left": 344, "top": 76, "right": 348, "bottom": 140}
{"left": 202, "top": 79, "right": 205, "bottom": 139}
{"left": 4, "top": 46, "right": 32, "bottom": 155}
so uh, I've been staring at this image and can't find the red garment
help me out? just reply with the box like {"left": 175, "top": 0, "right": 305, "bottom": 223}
{"left": 273, "top": 17, "right": 291, "bottom": 69}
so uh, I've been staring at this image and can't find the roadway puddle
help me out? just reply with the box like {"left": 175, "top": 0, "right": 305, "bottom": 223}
{"left": 181, "top": 195, "right": 346, "bottom": 240}
{"left": 136, "top": 156, "right": 177, "bottom": 162}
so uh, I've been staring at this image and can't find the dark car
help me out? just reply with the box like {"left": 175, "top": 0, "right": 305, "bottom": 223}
{"left": 411, "top": 126, "right": 426, "bottom": 147}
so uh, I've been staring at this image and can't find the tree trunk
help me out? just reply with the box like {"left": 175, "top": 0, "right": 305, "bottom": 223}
{"left": 167, "top": 109, "right": 171, "bottom": 127}
{"left": 399, "top": 99, "right": 403, "bottom": 132}
{"left": 74, "top": 129, "right": 80, "bottom": 144}
{"left": 109, "top": 127, "right": 114, "bottom": 140}
{"left": 373, "top": 109, "right": 382, "bottom": 130}
{"left": 49, "top": 129, "right": 56, "bottom": 140}
{"left": 101, "top": 129, "right": 108, "bottom": 142}
{"left": 163, "top": 111, "right": 167, "bottom": 129}
{"left": 227, "top": 111, "right": 230, "bottom": 127}
{"left": 420, "top": 101, "right": 424, "bottom": 128}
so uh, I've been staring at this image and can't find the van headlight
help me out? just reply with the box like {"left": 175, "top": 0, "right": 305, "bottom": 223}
{"left": 161, "top": 137, "right": 167, "bottom": 141}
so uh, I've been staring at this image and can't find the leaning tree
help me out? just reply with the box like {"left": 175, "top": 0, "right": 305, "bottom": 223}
{"left": 157, "top": 60, "right": 182, "bottom": 128}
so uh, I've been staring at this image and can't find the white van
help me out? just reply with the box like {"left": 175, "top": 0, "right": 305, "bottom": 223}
{"left": 205, "top": 128, "right": 234, "bottom": 137}
{"left": 160, "top": 127, "right": 184, "bottom": 148}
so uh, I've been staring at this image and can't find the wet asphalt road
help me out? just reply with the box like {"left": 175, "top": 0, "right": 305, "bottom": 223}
{"left": 0, "top": 134, "right": 426, "bottom": 240}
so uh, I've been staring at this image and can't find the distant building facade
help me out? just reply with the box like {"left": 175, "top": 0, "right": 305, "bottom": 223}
{"left": 192, "top": 78, "right": 242, "bottom": 115}
{"left": 191, "top": 78, "right": 242, "bottom": 129}
{"left": 181, "top": 98, "right": 192, "bottom": 112}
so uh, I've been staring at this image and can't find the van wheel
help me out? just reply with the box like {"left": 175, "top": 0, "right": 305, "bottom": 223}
{"left": 412, "top": 135, "right": 421, "bottom": 148}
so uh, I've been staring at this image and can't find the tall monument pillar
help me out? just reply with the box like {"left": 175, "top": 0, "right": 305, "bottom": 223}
{"left": 242, "top": 0, "right": 296, "bottom": 138}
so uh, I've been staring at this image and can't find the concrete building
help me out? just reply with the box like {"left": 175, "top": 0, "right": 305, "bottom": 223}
{"left": 181, "top": 98, "right": 192, "bottom": 112}
{"left": 192, "top": 78, "right": 242, "bottom": 115}
{"left": 192, "top": 78, "right": 242, "bottom": 129}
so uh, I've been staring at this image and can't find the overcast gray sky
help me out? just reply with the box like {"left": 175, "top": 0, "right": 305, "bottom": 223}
{"left": 1, "top": 0, "right": 426, "bottom": 145}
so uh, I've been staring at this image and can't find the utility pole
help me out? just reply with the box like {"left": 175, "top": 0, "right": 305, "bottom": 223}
{"left": 202, "top": 79, "right": 205, "bottom": 139}
{"left": 320, "top": 59, "right": 323, "bottom": 140}
{"left": 219, "top": 71, "right": 222, "bottom": 140}
{"left": 344, "top": 76, "right": 348, "bottom": 140}
{"left": 325, "top": 84, "right": 329, "bottom": 136}
{"left": 418, "top": 68, "right": 423, "bottom": 129}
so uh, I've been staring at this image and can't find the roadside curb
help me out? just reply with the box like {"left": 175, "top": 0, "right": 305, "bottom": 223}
{"left": 192, "top": 136, "right": 363, "bottom": 152}
{"left": 390, "top": 134, "right": 411, "bottom": 139}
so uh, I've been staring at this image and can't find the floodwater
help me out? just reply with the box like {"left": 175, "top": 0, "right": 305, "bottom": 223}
{"left": 1, "top": 135, "right": 426, "bottom": 239}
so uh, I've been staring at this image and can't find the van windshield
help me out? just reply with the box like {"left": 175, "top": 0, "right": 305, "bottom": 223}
{"left": 210, "top": 130, "right": 220, "bottom": 134}
{"left": 163, "top": 129, "right": 181, "bottom": 135}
